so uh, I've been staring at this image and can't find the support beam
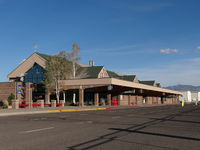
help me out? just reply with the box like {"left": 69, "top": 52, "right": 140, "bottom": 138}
{"left": 128, "top": 95, "right": 131, "bottom": 105}
{"left": 107, "top": 93, "right": 111, "bottom": 106}
{"left": 79, "top": 88, "right": 84, "bottom": 107}
{"left": 25, "top": 83, "right": 32, "bottom": 108}
{"left": 94, "top": 92, "right": 99, "bottom": 106}
{"left": 117, "top": 95, "right": 121, "bottom": 106}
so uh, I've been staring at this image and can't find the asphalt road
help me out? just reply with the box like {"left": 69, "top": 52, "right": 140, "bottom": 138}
{"left": 0, "top": 104, "right": 200, "bottom": 150}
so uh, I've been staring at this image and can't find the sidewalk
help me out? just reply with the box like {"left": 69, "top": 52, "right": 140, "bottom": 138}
{"left": 0, "top": 104, "right": 180, "bottom": 117}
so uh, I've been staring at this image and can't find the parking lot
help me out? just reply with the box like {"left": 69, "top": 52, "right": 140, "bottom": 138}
{"left": 0, "top": 104, "right": 199, "bottom": 150}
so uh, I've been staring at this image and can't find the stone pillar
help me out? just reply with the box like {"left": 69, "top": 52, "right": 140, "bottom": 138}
{"left": 25, "top": 83, "right": 33, "bottom": 108}
{"left": 51, "top": 100, "right": 56, "bottom": 107}
{"left": 60, "top": 100, "right": 65, "bottom": 107}
{"left": 128, "top": 95, "right": 131, "bottom": 105}
{"left": 94, "top": 92, "right": 99, "bottom": 106}
{"left": 45, "top": 91, "right": 50, "bottom": 104}
{"left": 107, "top": 93, "right": 111, "bottom": 106}
{"left": 12, "top": 100, "right": 19, "bottom": 109}
{"left": 79, "top": 88, "right": 84, "bottom": 107}
{"left": 38, "top": 100, "right": 44, "bottom": 108}
{"left": 117, "top": 95, "right": 121, "bottom": 106}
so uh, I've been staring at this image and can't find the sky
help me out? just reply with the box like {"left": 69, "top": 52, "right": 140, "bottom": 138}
{"left": 0, "top": 0, "right": 200, "bottom": 86}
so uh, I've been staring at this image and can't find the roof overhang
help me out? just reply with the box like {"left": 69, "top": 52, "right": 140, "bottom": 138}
{"left": 59, "top": 78, "right": 182, "bottom": 95}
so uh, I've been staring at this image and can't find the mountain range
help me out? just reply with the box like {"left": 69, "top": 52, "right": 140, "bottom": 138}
{"left": 165, "top": 85, "right": 200, "bottom": 92}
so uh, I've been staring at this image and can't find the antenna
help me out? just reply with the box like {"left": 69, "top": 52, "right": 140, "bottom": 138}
{"left": 34, "top": 41, "right": 38, "bottom": 52}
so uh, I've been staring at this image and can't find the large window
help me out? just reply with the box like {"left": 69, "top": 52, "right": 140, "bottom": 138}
{"left": 24, "top": 63, "right": 45, "bottom": 84}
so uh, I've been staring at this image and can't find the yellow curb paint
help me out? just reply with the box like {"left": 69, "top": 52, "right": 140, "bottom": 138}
{"left": 45, "top": 110, "right": 61, "bottom": 113}
{"left": 45, "top": 108, "right": 106, "bottom": 113}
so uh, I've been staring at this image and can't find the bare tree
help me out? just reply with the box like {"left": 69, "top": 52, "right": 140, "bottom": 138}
{"left": 67, "top": 43, "right": 81, "bottom": 104}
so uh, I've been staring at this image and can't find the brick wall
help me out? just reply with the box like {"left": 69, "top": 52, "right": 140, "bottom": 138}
{"left": 0, "top": 82, "right": 16, "bottom": 102}
{"left": 130, "top": 95, "right": 137, "bottom": 105}
{"left": 120, "top": 95, "right": 129, "bottom": 105}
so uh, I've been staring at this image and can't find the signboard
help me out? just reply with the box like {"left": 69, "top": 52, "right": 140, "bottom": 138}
{"left": 17, "top": 90, "right": 22, "bottom": 94}
{"left": 17, "top": 85, "right": 22, "bottom": 89}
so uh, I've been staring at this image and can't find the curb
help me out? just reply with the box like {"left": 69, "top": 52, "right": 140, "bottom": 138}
{"left": 45, "top": 108, "right": 106, "bottom": 113}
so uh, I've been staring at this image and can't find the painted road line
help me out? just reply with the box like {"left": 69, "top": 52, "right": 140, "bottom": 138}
{"left": 20, "top": 127, "right": 54, "bottom": 134}
{"left": 112, "top": 116, "right": 121, "bottom": 119}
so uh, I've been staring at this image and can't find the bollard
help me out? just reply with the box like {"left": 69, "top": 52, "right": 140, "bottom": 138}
{"left": 38, "top": 100, "right": 44, "bottom": 108}
{"left": 51, "top": 100, "right": 56, "bottom": 107}
{"left": 60, "top": 100, "right": 65, "bottom": 107}
{"left": 12, "top": 100, "right": 19, "bottom": 109}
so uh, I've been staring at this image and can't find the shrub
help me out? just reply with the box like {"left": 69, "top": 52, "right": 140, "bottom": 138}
{"left": 2, "top": 103, "right": 8, "bottom": 109}
{"left": 8, "top": 93, "right": 15, "bottom": 105}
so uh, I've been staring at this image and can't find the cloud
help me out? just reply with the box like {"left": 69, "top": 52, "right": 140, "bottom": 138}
{"left": 160, "top": 48, "right": 178, "bottom": 54}
{"left": 118, "top": 58, "right": 200, "bottom": 86}
{"left": 197, "top": 46, "right": 200, "bottom": 49}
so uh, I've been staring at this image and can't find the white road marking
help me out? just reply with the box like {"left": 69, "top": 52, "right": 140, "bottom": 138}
{"left": 112, "top": 116, "right": 120, "bottom": 119}
{"left": 87, "top": 121, "right": 93, "bottom": 123}
{"left": 20, "top": 127, "right": 54, "bottom": 134}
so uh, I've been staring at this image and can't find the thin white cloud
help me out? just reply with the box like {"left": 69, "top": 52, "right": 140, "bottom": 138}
{"left": 197, "top": 46, "right": 200, "bottom": 49}
{"left": 160, "top": 48, "right": 178, "bottom": 54}
{"left": 118, "top": 58, "right": 200, "bottom": 87}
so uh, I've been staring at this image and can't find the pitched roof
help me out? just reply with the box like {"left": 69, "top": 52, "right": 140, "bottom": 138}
{"left": 139, "top": 80, "right": 156, "bottom": 86}
{"left": 8, "top": 52, "right": 47, "bottom": 78}
{"left": 36, "top": 52, "right": 50, "bottom": 61}
{"left": 107, "top": 71, "right": 137, "bottom": 82}
{"left": 76, "top": 66, "right": 104, "bottom": 79}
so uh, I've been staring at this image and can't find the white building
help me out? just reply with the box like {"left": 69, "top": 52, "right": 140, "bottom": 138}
{"left": 181, "top": 91, "right": 200, "bottom": 102}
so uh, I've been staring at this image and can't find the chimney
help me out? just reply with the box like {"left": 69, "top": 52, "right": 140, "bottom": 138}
{"left": 89, "top": 60, "right": 92, "bottom": 66}
{"left": 89, "top": 60, "right": 95, "bottom": 66}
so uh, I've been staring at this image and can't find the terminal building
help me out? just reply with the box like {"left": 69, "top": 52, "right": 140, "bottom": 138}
{"left": 0, "top": 52, "right": 181, "bottom": 107}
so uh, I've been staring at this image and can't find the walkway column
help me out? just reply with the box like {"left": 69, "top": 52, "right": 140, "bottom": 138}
{"left": 45, "top": 91, "right": 50, "bottom": 104}
{"left": 117, "top": 95, "right": 121, "bottom": 106}
{"left": 94, "top": 92, "right": 99, "bottom": 106}
{"left": 25, "top": 83, "right": 32, "bottom": 108}
{"left": 107, "top": 93, "right": 111, "bottom": 106}
{"left": 128, "top": 95, "right": 131, "bottom": 105}
{"left": 79, "top": 87, "right": 84, "bottom": 107}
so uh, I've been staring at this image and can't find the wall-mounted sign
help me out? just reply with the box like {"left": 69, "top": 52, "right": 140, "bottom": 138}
{"left": 17, "top": 85, "right": 22, "bottom": 89}
{"left": 17, "top": 90, "right": 22, "bottom": 94}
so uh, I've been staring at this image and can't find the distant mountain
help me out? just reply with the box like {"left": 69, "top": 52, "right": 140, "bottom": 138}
{"left": 165, "top": 84, "right": 200, "bottom": 92}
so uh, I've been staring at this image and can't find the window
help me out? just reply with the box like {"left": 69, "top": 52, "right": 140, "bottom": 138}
{"left": 24, "top": 63, "right": 45, "bottom": 84}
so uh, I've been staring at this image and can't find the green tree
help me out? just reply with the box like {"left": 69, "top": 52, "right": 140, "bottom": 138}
{"left": 67, "top": 43, "right": 81, "bottom": 104}
{"left": 44, "top": 51, "right": 71, "bottom": 103}
{"left": 8, "top": 93, "right": 15, "bottom": 105}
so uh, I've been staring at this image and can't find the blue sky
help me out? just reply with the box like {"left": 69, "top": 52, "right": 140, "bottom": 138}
{"left": 0, "top": 0, "right": 200, "bottom": 86}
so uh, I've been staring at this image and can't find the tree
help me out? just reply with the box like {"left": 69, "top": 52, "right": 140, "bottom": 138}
{"left": 8, "top": 93, "right": 15, "bottom": 105}
{"left": 44, "top": 51, "right": 71, "bottom": 103}
{"left": 67, "top": 43, "right": 81, "bottom": 104}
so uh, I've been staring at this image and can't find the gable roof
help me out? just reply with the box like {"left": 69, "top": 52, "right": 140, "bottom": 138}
{"left": 107, "top": 70, "right": 137, "bottom": 82}
{"left": 139, "top": 80, "right": 156, "bottom": 86}
{"left": 8, "top": 52, "right": 47, "bottom": 78}
{"left": 76, "top": 66, "right": 104, "bottom": 79}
